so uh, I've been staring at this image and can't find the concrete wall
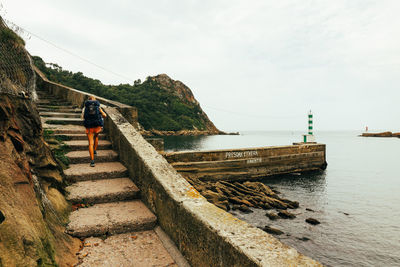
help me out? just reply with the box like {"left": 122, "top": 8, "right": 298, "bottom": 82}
{"left": 164, "top": 145, "right": 327, "bottom": 181}
{"left": 103, "top": 106, "right": 321, "bottom": 267}
{"left": 34, "top": 67, "right": 138, "bottom": 127}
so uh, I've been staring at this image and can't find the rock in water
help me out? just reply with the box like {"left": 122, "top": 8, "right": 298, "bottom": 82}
{"left": 306, "top": 218, "right": 320, "bottom": 225}
{"left": 238, "top": 205, "right": 253, "bottom": 213}
{"left": 265, "top": 212, "right": 280, "bottom": 220}
{"left": 231, "top": 204, "right": 240, "bottom": 211}
{"left": 278, "top": 210, "right": 296, "bottom": 219}
{"left": 262, "top": 226, "right": 284, "bottom": 235}
{"left": 297, "top": 237, "right": 310, "bottom": 241}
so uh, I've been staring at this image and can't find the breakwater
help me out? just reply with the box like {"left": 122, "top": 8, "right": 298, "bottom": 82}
{"left": 163, "top": 144, "right": 327, "bottom": 182}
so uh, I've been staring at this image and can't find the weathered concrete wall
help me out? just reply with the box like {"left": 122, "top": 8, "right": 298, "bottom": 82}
{"left": 164, "top": 145, "right": 327, "bottom": 181}
{"left": 34, "top": 67, "right": 138, "bottom": 127}
{"left": 103, "top": 106, "right": 321, "bottom": 267}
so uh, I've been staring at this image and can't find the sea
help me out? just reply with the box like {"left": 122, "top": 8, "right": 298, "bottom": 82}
{"left": 162, "top": 131, "right": 400, "bottom": 267}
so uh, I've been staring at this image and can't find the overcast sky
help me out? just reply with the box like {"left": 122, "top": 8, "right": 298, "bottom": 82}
{"left": 2, "top": 0, "right": 400, "bottom": 132}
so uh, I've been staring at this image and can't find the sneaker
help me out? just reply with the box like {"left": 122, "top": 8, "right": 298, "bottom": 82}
{"left": 94, "top": 150, "right": 97, "bottom": 155}
{"left": 90, "top": 160, "right": 95, "bottom": 167}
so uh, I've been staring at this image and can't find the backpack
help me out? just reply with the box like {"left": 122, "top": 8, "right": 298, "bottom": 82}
{"left": 83, "top": 100, "right": 103, "bottom": 128}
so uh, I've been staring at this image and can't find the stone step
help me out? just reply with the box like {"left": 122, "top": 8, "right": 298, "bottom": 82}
{"left": 37, "top": 101, "right": 73, "bottom": 106}
{"left": 36, "top": 99, "right": 67, "bottom": 103}
{"left": 40, "top": 111, "right": 81, "bottom": 118}
{"left": 36, "top": 99, "right": 71, "bottom": 103}
{"left": 64, "top": 140, "right": 112, "bottom": 151}
{"left": 66, "top": 200, "right": 157, "bottom": 238}
{"left": 44, "top": 125, "right": 86, "bottom": 134}
{"left": 66, "top": 149, "right": 117, "bottom": 164}
{"left": 77, "top": 231, "right": 177, "bottom": 266}
{"left": 66, "top": 178, "right": 139, "bottom": 204}
{"left": 64, "top": 162, "right": 128, "bottom": 182}
{"left": 42, "top": 117, "right": 83, "bottom": 126}
{"left": 39, "top": 107, "right": 82, "bottom": 113}
{"left": 57, "top": 133, "right": 106, "bottom": 141}
{"left": 37, "top": 104, "right": 79, "bottom": 109}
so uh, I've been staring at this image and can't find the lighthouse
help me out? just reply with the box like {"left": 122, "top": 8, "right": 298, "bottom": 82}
{"left": 303, "top": 110, "right": 316, "bottom": 143}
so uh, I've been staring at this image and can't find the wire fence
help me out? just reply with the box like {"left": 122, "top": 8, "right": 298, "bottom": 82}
{"left": 0, "top": 17, "right": 36, "bottom": 98}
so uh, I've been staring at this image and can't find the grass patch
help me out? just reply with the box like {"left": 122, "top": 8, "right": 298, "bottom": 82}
{"left": 43, "top": 130, "right": 54, "bottom": 139}
{"left": 53, "top": 144, "right": 70, "bottom": 169}
{"left": 53, "top": 135, "right": 72, "bottom": 142}
{"left": 43, "top": 130, "right": 70, "bottom": 169}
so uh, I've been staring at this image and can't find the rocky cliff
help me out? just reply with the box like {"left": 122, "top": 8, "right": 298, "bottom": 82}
{"left": 0, "top": 18, "right": 80, "bottom": 266}
{"left": 142, "top": 74, "right": 223, "bottom": 136}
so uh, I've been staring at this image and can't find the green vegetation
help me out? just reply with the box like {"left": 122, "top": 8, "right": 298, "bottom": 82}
{"left": 33, "top": 56, "right": 208, "bottom": 131}
{"left": 43, "top": 130, "right": 70, "bottom": 169}
{"left": 0, "top": 26, "right": 25, "bottom": 46}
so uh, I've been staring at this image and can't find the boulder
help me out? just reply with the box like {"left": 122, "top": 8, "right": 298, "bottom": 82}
{"left": 262, "top": 226, "right": 284, "bottom": 235}
{"left": 278, "top": 210, "right": 296, "bottom": 219}
{"left": 238, "top": 205, "right": 253, "bottom": 213}
{"left": 265, "top": 212, "right": 280, "bottom": 220}
{"left": 306, "top": 218, "right": 321, "bottom": 225}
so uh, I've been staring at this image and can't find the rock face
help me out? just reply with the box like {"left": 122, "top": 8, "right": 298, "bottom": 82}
{"left": 0, "top": 19, "right": 80, "bottom": 266}
{"left": 149, "top": 74, "right": 199, "bottom": 105}
{"left": 145, "top": 74, "right": 224, "bottom": 135}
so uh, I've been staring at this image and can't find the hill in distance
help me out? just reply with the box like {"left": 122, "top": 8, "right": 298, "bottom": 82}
{"left": 32, "top": 56, "right": 224, "bottom": 135}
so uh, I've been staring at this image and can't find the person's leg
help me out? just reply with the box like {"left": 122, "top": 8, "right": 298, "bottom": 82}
{"left": 86, "top": 132, "right": 95, "bottom": 161}
{"left": 94, "top": 133, "right": 99, "bottom": 153}
{"left": 93, "top": 126, "right": 102, "bottom": 153}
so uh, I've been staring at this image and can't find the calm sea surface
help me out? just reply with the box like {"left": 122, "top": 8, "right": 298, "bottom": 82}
{"left": 162, "top": 131, "right": 400, "bottom": 267}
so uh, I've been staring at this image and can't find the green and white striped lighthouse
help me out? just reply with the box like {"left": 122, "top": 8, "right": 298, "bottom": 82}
{"left": 308, "top": 110, "right": 313, "bottom": 135}
{"left": 303, "top": 110, "right": 316, "bottom": 143}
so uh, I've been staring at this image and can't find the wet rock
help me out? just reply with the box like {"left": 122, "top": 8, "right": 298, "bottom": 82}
{"left": 262, "top": 226, "right": 284, "bottom": 235}
{"left": 265, "top": 212, "right": 279, "bottom": 220}
{"left": 278, "top": 210, "right": 296, "bottom": 219}
{"left": 184, "top": 177, "right": 300, "bottom": 212}
{"left": 214, "top": 200, "right": 230, "bottom": 211}
{"left": 306, "top": 218, "right": 320, "bottom": 225}
{"left": 238, "top": 205, "right": 253, "bottom": 213}
{"left": 231, "top": 205, "right": 241, "bottom": 211}
{"left": 202, "top": 190, "right": 227, "bottom": 203}
{"left": 297, "top": 237, "right": 310, "bottom": 241}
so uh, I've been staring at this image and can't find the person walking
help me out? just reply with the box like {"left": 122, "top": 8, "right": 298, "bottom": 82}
{"left": 82, "top": 96, "right": 107, "bottom": 167}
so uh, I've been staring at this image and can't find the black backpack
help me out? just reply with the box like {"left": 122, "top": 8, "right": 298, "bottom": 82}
{"left": 84, "top": 100, "right": 103, "bottom": 128}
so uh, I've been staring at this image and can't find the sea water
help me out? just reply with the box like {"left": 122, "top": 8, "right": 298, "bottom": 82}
{"left": 162, "top": 131, "right": 400, "bottom": 266}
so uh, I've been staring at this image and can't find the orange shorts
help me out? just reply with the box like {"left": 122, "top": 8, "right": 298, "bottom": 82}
{"left": 85, "top": 126, "right": 103, "bottom": 134}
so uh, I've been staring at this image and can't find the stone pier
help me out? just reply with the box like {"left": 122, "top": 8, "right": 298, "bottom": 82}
{"left": 163, "top": 144, "right": 327, "bottom": 181}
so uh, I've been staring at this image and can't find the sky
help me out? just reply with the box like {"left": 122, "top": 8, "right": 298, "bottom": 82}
{"left": 1, "top": 0, "right": 400, "bottom": 132}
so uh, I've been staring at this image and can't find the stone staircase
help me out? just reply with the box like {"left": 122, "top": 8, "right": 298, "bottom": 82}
{"left": 36, "top": 90, "right": 185, "bottom": 266}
